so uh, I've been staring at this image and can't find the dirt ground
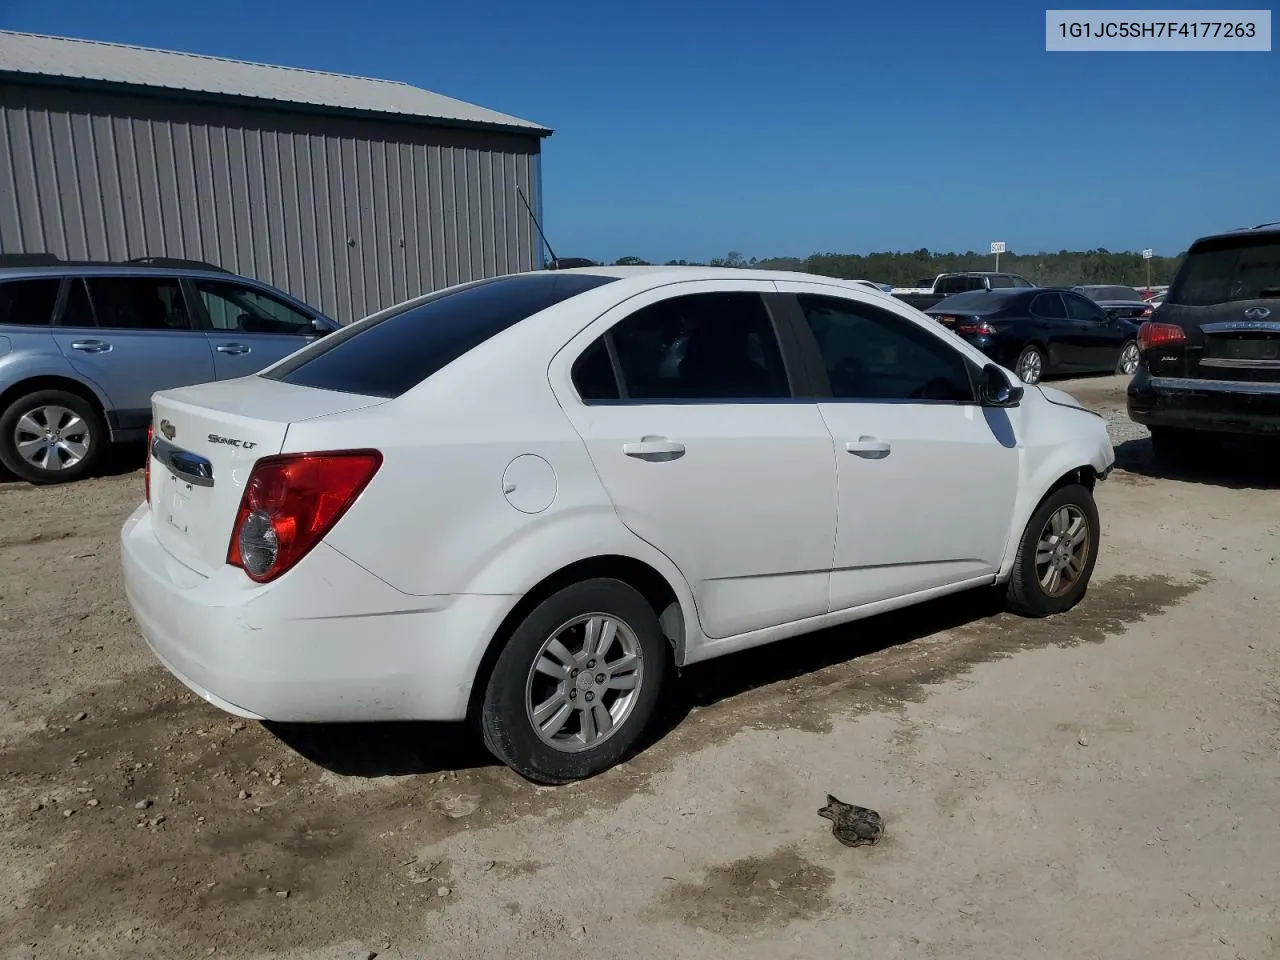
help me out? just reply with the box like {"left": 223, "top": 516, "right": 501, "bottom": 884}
{"left": 2, "top": 374, "right": 1278, "bottom": 960}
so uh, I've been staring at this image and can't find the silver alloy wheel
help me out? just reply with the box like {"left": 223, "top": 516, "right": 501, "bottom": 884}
{"left": 524, "top": 612, "right": 644, "bottom": 753}
{"left": 1035, "top": 504, "right": 1090, "bottom": 598}
{"left": 1018, "top": 349, "right": 1043, "bottom": 385}
{"left": 13, "top": 404, "right": 91, "bottom": 473}
{"left": 1119, "top": 341, "right": 1140, "bottom": 375}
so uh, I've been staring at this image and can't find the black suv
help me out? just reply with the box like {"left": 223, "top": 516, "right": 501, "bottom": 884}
{"left": 1127, "top": 224, "right": 1280, "bottom": 460}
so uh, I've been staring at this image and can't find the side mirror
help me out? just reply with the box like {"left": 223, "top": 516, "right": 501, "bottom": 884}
{"left": 310, "top": 317, "right": 333, "bottom": 337}
{"left": 978, "top": 363, "right": 1023, "bottom": 407}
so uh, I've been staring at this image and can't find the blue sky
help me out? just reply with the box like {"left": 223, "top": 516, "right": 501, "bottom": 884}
{"left": 4, "top": 0, "right": 1277, "bottom": 262}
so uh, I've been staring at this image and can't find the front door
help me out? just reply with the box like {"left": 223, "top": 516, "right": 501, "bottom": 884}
{"left": 187, "top": 278, "right": 324, "bottom": 379}
{"left": 776, "top": 282, "right": 1021, "bottom": 611}
{"left": 1063, "top": 291, "right": 1126, "bottom": 371}
{"left": 51, "top": 276, "right": 216, "bottom": 423}
{"left": 552, "top": 281, "right": 838, "bottom": 640}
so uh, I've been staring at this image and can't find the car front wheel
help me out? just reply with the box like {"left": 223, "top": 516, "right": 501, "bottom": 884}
{"left": 1005, "top": 483, "right": 1100, "bottom": 617}
{"left": 480, "top": 578, "right": 667, "bottom": 784}
{"left": 0, "top": 389, "right": 107, "bottom": 485}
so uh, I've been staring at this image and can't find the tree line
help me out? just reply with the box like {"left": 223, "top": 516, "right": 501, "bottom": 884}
{"left": 610, "top": 248, "right": 1184, "bottom": 288}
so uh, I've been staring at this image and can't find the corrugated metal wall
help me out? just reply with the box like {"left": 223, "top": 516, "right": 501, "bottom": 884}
{"left": 0, "top": 83, "right": 544, "bottom": 322}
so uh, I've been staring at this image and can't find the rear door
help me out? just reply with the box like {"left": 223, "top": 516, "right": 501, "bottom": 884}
{"left": 1028, "top": 292, "right": 1076, "bottom": 369}
{"left": 188, "top": 277, "right": 327, "bottom": 379}
{"left": 551, "top": 281, "right": 838, "bottom": 640}
{"left": 773, "top": 281, "right": 1020, "bottom": 610}
{"left": 50, "top": 276, "right": 216, "bottom": 422}
{"left": 1063, "top": 291, "right": 1126, "bottom": 371}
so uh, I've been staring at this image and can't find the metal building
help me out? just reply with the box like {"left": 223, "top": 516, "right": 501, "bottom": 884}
{"left": 0, "top": 31, "right": 551, "bottom": 322}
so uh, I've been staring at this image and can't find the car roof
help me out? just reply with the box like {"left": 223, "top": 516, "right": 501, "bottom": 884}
{"left": 1192, "top": 222, "right": 1280, "bottom": 245}
{"left": 0, "top": 263, "right": 237, "bottom": 281}
{"left": 552, "top": 264, "right": 895, "bottom": 293}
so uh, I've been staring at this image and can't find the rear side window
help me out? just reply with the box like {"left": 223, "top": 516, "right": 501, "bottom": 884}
{"left": 1169, "top": 235, "right": 1280, "bottom": 306}
{"left": 265, "top": 273, "right": 618, "bottom": 399}
{"left": 574, "top": 292, "right": 791, "bottom": 402}
{"left": 0, "top": 278, "right": 60, "bottom": 326}
{"left": 85, "top": 277, "right": 191, "bottom": 330}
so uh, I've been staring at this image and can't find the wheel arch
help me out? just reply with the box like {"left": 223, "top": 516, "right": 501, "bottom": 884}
{"left": 997, "top": 459, "right": 1101, "bottom": 582}
{"left": 0, "top": 373, "right": 110, "bottom": 424}
{"left": 465, "top": 553, "right": 688, "bottom": 725}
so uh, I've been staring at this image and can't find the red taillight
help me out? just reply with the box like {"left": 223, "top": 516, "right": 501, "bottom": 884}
{"left": 227, "top": 450, "right": 382, "bottom": 583}
{"left": 1137, "top": 321, "right": 1186, "bottom": 352}
{"left": 144, "top": 424, "right": 153, "bottom": 504}
{"left": 957, "top": 321, "right": 996, "bottom": 335}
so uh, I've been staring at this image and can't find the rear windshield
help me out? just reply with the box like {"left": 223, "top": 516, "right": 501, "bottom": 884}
{"left": 1168, "top": 234, "right": 1280, "bottom": 307}
{"left": 931, "top": 289, "right": 1021, "bottom": 312}
{"left": 263, "top": 272, "right": 618, "bottom": 398}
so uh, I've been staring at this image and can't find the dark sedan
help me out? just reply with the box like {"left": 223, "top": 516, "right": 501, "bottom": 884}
{"left": 925, "top": 287, "right": 1143, "bottom": 385}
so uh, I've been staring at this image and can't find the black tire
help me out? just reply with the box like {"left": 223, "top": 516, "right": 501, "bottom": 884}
{"left": 0, "top": 388, "right": 107, "bottom": 485}
{"left": 1149, "top": 425, "right": 1212, "bottom": 464}
{"left": 1116, "top": 340, "right": 1141, "bottom": 376}
{"left": 480, "top": 578, "right": 667, "bottom": 784}
{"left": 1005, "top": 483, "right": 1100, "bottom": 617}
{"left": 1015, "top": 345, "right": 1045, "bottom": 385}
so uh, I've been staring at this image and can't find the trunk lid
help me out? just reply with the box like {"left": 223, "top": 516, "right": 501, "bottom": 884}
{"left": 148, "top": 376, "right": 387, "bottom": 575}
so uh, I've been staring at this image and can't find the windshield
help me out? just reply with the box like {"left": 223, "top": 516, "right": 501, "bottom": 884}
{"left": 1168, "top": 234, "right": 1280, "bottom": 306}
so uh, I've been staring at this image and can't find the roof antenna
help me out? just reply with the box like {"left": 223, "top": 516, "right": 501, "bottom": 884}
{"left": 517, "top": 185, "right": 559, "bottom": 266}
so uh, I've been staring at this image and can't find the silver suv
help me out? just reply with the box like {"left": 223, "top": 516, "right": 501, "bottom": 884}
{"left": 0, "top": 256, "right": 337, "bottom": 484}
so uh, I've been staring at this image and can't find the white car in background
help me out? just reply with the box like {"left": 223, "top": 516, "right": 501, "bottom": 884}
{"left": 122, "top": 266, "right": 1114, "bottom": 784}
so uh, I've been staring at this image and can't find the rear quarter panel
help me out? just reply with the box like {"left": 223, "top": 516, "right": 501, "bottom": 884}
{"left": 288, "top": 339, "right": 692, "bottom": 609}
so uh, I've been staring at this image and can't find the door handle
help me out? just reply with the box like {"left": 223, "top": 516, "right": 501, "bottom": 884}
{"left": 69, "top": 339, "right": 112, "bottom": 354}
{"left": 215, "top": 343, "right": 251, "bottom": 355}
{"left": 622, "top": 438, "right": 686, "bottom": 462}
{"left": 845, "top": 436, "right": 891, "bottom": 459}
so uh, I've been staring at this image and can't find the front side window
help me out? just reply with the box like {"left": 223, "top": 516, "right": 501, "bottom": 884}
{"left": 797, "top": 294, "right": 973, "bottom": 402}
{"left": 0, "top": 278, "right": 61, "bottom": 327}
{"left": 1064, "top": 294, "right": 1105, "bottom": 322}
{"left": 84, "top": 277, "right": 191, "bottom": 331}
{"left": 575, "top": 292, "right": 790, "bottom": 402}
{"left": 194, "top": 279, "right": 314, "bottom": 335}
{"left": 1031, "top": 293, "right": 1068, "bottom": 320}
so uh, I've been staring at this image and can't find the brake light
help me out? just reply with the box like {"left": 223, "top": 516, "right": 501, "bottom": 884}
{"left": 227, "top": 450, "right": 382, "bottom": 583}
{"left": 1137, "top": 321, "right": 1186, "bottom": 351}
{"left": 144, "top": 424, "right": 153, "bottom": 504}
{"left": 957, "top": 321, "right": 996, "bottom": 335}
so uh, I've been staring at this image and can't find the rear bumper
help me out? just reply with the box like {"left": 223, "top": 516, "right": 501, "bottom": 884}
{"left": 120, "top": 504, "right": 517, "bottom": 722}
{"left": 1127, "top": 372, "right": 1280, "bottom": 435}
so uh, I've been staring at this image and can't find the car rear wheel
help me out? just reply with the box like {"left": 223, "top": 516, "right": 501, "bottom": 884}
{"left": 0, "top": 389, "right": 107, "bottom": 485}
{"left": 480, "top": 578, "right": 667, "bottom": 784}
{"left": 1005, "top": 483, "right": 1099, "bottom": 617}
{"left": 1116, "top": 340, "right": 1140, "bottom": 376}
{"left": 1016, "top": 345, "right": 1045, "bottom": 385}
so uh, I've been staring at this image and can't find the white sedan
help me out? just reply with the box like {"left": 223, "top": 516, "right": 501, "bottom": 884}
{"left": 121, "top": 266, "right": 1115, "bottom": 784}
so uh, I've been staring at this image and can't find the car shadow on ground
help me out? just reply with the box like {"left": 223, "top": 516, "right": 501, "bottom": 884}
{"left": 1114, "top": 435, "right": 1280, "bottom": 491}
{"left": 266, "top": 587, "right": 1005, "bottom": 778}
{"left": 0, "top": 441, "right": 146, "bottom": 485}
